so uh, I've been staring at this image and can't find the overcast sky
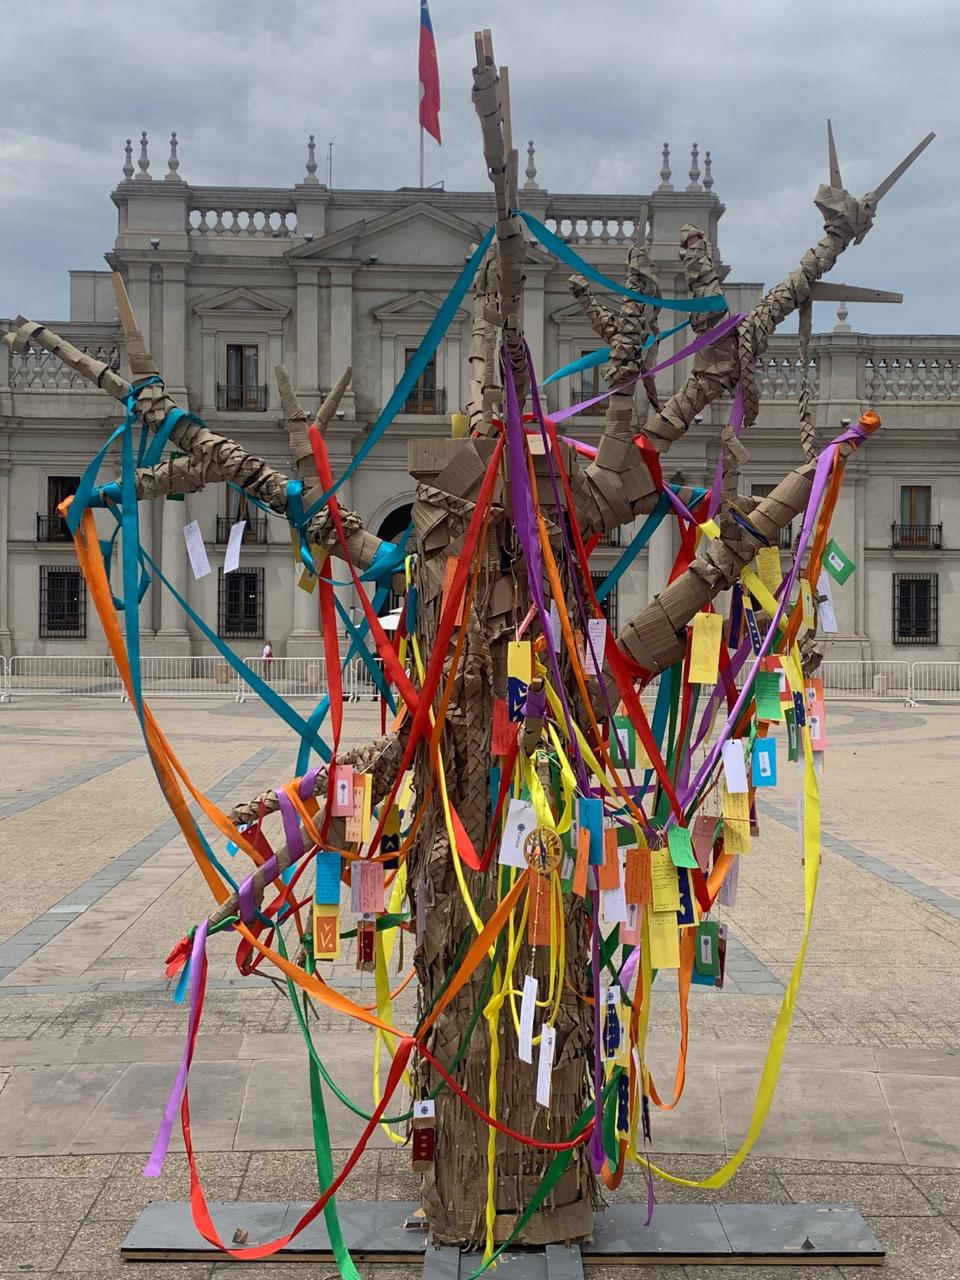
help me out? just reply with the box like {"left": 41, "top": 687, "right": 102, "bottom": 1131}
{"left": 1, "top": 0, "right": 955, "bottom": 333}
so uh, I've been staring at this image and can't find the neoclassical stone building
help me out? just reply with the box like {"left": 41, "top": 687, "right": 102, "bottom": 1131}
{"left": 1, "top": 134, "right": 957, "bottom": 662}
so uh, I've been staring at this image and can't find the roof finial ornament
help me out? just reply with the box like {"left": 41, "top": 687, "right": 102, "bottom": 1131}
{"left": 687, "top": 142, "right": 702, "bottom": 192}
{"left": 703, "top": 149, "right": 713, "bottom": 190}
{"left": 658, "top": 142, "right": 673, "bottom": 192}
{"left": 135, "top": 131, "right": 151, "bottom": 181}
{"left": 522, "top": 139, "right": 539, "bottom": 191}
{"left": 122, "top": 138, "right": 134, "bottom": 180}
{"left": 165, "top": 131, "right": 181, "bottom": 181}
{"left": 834, "top": 301, "right": 852, "bottom": 333}
{"left": 304, "top": 134, "right": 320, "bottom": 185}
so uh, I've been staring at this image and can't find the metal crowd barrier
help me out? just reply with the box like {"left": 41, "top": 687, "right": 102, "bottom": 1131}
{"left": 0, "top": 655, "right": 959, "bottom": 705}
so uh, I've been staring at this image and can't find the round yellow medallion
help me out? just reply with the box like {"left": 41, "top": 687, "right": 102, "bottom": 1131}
{"left": 523, "top": 826, "right": 563, "bottom": 874}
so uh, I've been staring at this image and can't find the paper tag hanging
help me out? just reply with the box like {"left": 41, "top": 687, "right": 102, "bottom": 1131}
{"left": 519, "top": 974, "right": 539, "bottom": 1064}
{"left": 692, "top": 815, "right": 718, "bottom": 873}
{"left": 331, "top": 765, "right": 354, "bottom": 817}
{"left": 507, "top": 641, "right": 533, "bottom": 722}
{"left": 648, "top": 908, "right": 680, "bottom": 969}
{"left": 689, "top": 611, "right": 723, "bottom": 685}
{"left": 499, "top": 798, "right": 536, "bottom": 869}
{"left": 800, "top": 578, "right": 816, "bottom": 629}
{"left": 755, "top": 545, "right": 783, "bottom": 596}
{"left": 183, "top": 520, "right": 212, "bottom": 579}
{"left": 717, "top": 857, "right": 739, "bottom": 908}
{"left": 667, "top": 825, "right": 697, "bottom": 869}
{"left": 491, "top": 698, "right": 518, "bottom": 754}
{"left": 752, "top": 738, "right": 777, "bottom": 788}
{"left": 650, "top": 847, "right": 681, "bottom": 912}
{"left": 823, "top": 538, "right": 855, "bottom": 585}
{"left": 356, "top": 918, "right": 376, "bottom": 972}
{"left": 224, "top": 520, "right": 246, "bottom": 574}
{"left": 744, "top": 605, "right": 763, "bottom": 654}
{"left": 344, "top": 774, "right": 372, "bottom": 845}
{"left": 527, "top": 872, "right": 553, "bottom": 945}
{"left": 536, "top": 1024, "right": 556, "bottom": 1107}
{"left": 313, "top": 903, "right": 340, "bottom": 960}
{"left": 411, "top": 1098, "right": 436, "bottom": 1172}
{"left": 754, "top": 670, "right": 783, "bottom": 722}
{"left": 817, "top": 570, "right": 838, "bottom": 633}
{"left": 586, "top": 617, "right": 607, "bottom": 675}
{"left": 601, "top": 993, "right": 623, "bottom": 1061}
{"left": 315, "top": 851, "right": 342, "bottom": 906}
{"left": 720, "top": 739, "right": 749, "bottom": 793}
{"left": 610, "top": 714, "right": 636, "bottom": 768}
{"left": 722, "top": 784, "right": 752, "bottom": 854}
{"left": 694, "top": 918, "right": 721, "bottom": 977}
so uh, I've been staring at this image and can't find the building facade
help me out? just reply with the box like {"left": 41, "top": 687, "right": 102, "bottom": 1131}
{"left": 1, "top": 134, "right": 957, "bottom": 663}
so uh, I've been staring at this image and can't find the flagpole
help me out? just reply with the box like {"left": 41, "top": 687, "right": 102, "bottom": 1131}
{"left": 419, "top": 124, "right": 424, "bottom": 188}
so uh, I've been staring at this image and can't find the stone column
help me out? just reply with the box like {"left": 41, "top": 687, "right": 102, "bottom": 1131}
{"left": 328, "top": 265, "right": 356, "bottom": 417}
{"left": 646, "top": 517, "right": 676, "bottom": 605}
{"left": 0, "top": 453, "right": 11, "bottom": 657}
{"left": 287, "top": 571, "right": 322, "bottom": 657}
{"left": 523, "top": 271, "right": 545, "bottom": 385}
{"left": 296, "top": 266, "right": 321, "bottom": 398}
{"left": 161, "top": 260, "right": 188, "bottom": 398}
{"left": 157, "top": 495, "right": 191, "bottom": 654}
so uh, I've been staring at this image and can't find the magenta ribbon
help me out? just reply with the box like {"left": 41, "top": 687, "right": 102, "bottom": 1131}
{"left": 145, "top": 918, "right": 209, "bottom": 1176}
{"left": 550, "top": 313, "right": 745, "bottom": 425}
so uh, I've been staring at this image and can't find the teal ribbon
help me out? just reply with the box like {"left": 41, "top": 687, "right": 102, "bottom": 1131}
{"left": 513, "top": 210, "right": 728, "bottom": 313}
{"left": 543, "top": 318, "right": 692, "bottom": 386}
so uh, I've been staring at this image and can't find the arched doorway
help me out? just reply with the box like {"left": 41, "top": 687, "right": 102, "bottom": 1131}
{"left": 376, "top": 503, "right": 413, "bottom": 615}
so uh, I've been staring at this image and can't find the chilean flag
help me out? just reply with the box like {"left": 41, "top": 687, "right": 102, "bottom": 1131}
{"left": 418, "top": 0, "right": 441, "bottom": 145}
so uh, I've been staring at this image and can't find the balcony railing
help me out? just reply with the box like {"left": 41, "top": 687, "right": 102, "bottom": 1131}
{"left": 36, "top": 513, "right": 73, "bottom": 542}
{"left": 216, "top": 515, "right": 268, "bottom": 545}
{"left": 892, "top": 523, "right": 943, "bottom": 551}
{"left": 402, "top": 387, "right": 447, "bottom": 415}
{"left": 216, "top": 383, "right": 268, "bottom": 412}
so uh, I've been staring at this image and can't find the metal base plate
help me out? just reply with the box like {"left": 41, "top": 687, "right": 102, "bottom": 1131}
{"left": 121, "top": 1201, "right": 884, "bottom": 1267}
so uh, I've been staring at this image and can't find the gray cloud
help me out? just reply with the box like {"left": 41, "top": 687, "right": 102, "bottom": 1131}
{"left": 1, "top": 0, "right": 953, "bottom": 332}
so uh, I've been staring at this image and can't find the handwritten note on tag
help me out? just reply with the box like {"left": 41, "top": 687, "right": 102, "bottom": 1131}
{"left": 224, "top": 520, "right": 246, "bottom": 573}
{"left": 519, "top": 974, "right": 539, "bottom": 1063}
{"left": 183, "top": 520, "right": 211, "bottom": 579}
{"left": 586, "top": 617, "right": 607, "bottom": 675}
{"left": 536, "top": 1024, "right": 556, "bottom": 1107}
{"left": 817, "top": 570, "right": 838, "bottom": 633}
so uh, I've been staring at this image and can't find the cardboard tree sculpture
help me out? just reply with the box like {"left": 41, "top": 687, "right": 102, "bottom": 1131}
{"left": 3, "top": 31, "right": 933, "bottom": 1263}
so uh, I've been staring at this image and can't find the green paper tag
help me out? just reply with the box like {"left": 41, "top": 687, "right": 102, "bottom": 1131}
{"left": 823, "top": 538, "right": 855, "bottom": 585}
{"left": 667, "top": 826, "right": 698, "bottom": 869}
{"left": 784, "top": 706, "right": 800, "bottom": 762}
{"left": 755, "top": 670, "right": 783, "bottom": 721}
{"left": 610, "top": 715, "right": 636, "bottom": 768}
{"left": 694, "top": 919, "right": 721, "bottom": 977}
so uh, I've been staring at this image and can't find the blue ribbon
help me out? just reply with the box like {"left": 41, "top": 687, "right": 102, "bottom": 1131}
{"left": 513, "top": 211, "right": 728, "bottom": 313}
{"left": 595, "top": 485, "right": 708, "bottom": 603}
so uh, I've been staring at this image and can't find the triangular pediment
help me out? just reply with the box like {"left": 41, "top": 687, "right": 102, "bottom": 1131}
{"left": 287, "top": 201, "right": 489, "bottom": 266}
{"left": 193, "top": 287, "right": 290, "bottom": 317}
{"left": 373, "top": 290, "right": 469, "bottom": 324}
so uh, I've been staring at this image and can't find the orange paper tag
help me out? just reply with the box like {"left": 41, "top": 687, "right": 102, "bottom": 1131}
{"left": 527, "top": 872, "right": 553, "bottom": 946}
{"left": 491, "top": 698, "right": 518, "bottom": 755}
{"left": 625, "top": 847, "right": 652, "bottom": 905}
{"left": 573, "top": 827, "right": 590, "bottom": 897}
{"left": 597, "top": 828, "right": 621, "bottom": 890}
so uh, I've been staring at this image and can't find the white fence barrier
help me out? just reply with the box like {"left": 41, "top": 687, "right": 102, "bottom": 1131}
{"left": 0, "top": 655, "right": 957, "bottom": 705}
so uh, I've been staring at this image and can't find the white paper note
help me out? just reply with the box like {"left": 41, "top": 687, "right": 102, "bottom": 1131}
{"left": 717, "top": 855, "right": 739, "bottom": 907}
{"left": 224, "top": 520, "right": 246, "bottom": 573}
{"left": 183, "top": 520, "right": 212, "bottom": 579}
{"left": 817, "top": 570, "right": 838, "bottom": 633}
{"left": 536, "top": 1024, "right": 556, "bottom": 1107}
{"left": 549, "top": 600, "right": 561, "bottom": 649}
{"left": 721, "top": 739, "right": 749, "bottom": 793}
{"left": 519, "top": 974, "right": 539, "bottom": 1064}
{"left": 498, "top": 798, "right": 536, "bottom": 869}
{"left": 586, "top": 617, "right": 607, "bottom": 675}
{"left": 602, "top": 884, "right": 629, "bottom": 925}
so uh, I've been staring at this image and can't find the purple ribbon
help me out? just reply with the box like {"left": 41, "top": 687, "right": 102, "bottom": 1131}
{"left": 276, "top": 787, "right": 305, "bottom": 863}
{"left": 144, "top": 918, "right": 209, "bottom": 1176}
{"left": 238, "top": 853, "right": 281, "bottom": 925}
{"left": 550, "top": 313, "right": 745, "bottom": 424}
{"left": 299, "top": 766, "right": 322, "bottom": 801}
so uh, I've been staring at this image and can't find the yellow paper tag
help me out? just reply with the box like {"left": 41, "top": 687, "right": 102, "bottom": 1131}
{"left": 507, "top": 640, "right": 533, "bottom": 683}
{"left": 313, "top": 903, "right": 340, "bottom": 959}
{"left": 451, "top": 413, "right": 469, "bottom": 439}
{"left": 290, "top": 527, "right": 303, "bottom": 565}
{"left": 722, "top": 783, "right": 752, "bottom": 854}
{"left": 648, "top": 907, "right": 681, "bottom": 969}
{"left": 755, "top": 546, "right": 783, "bottom": 597}
{"left": 698, "top": 518, "right": 721, "bottom": 540}
{"left": 298, "top": 567, "right": 318, "bottom": 593}
{"left": 650, "top": 846, "right": 681, "bottom": 912}
{"left": 689, "top": 611, "right": 723, "bottom": 685}
{"left": 800, "top": 578, "right": 815, "bottom": 629}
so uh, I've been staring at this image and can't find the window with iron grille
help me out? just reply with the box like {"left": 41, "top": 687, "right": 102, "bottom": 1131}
{"left": 590, "top": 574, "right": 618, "bottom": 634}
{"left": 893, "top": 484, "right": 941, "bottom": 549}
{"left": 39, "top": 565, "right": 86, "bottom": 638}
{"left": 37, "top": 476, "right": 80, "bottom": 542}
{"left": 751, "top": 483, "right": 794, "bottom": 550}
{"left": 402, "top": 349, "right": 444, "bottom": 414}
{"left": 893, "top": 572, "right": 938, "bottom": 645}
{"left": 219, "top": 344, "right": 266, "bottom": 411}
{"left": 218, "top": 567, "right": 264, "bottom": 639}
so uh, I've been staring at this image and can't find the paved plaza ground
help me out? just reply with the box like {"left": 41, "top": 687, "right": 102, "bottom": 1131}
{"left": 0, "top": 695, "right": 958, "bottom": 1277}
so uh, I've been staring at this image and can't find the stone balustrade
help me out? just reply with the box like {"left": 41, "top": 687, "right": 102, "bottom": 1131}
{"left": 187, "top": 189, "right": 298, "bottom": 238}
{"left": 863, "top": 352, "right": 960, "bottom": 401}
{"left": 542, "top": 199, "right": 651, "bottom": 246}
{"left": 6, "top": 325, "right": 122, "bottom": 389}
